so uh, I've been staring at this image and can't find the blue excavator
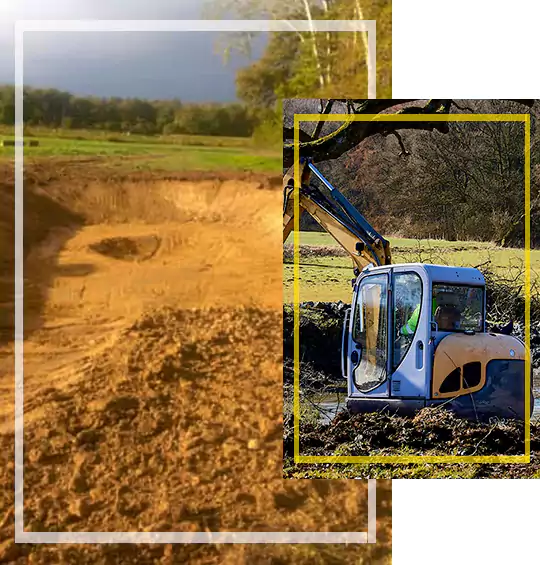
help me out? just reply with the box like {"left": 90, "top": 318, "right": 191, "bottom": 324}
{"left": 283, "top": 158, "right": 532, "bottom": 422}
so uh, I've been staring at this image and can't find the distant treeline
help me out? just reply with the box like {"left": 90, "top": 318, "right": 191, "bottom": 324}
{"left": 0, "top": 85, "right": 256, "bottom": 137}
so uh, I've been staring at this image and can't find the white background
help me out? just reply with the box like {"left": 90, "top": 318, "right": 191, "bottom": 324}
{"left": 393, "top": 480, "right": 538, "bottom": 564}
{"left": 393, "top": 1, "right": 538, "bottom": 563}
{"left": 393, "top": 0, "right": 540, "bottom": 97}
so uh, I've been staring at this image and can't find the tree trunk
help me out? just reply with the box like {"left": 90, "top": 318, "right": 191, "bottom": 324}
{"left": 321, "top": 0, "right": 332, "bottom": 86}
{"left": 301, "top": 0, "right": 325, "bottom": 89}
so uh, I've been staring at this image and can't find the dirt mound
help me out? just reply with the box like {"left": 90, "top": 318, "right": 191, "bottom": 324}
{"left": 285, "top": 406, "right": 538, "bottom": 459}
{"left": 0, "top": 306, "right": 388, "bottom": 564}
{"left": 90, "top": 235, "right": 161, "bottom": 262}
{"left": 0, "top": 164, "right": 85, "bottom": 343}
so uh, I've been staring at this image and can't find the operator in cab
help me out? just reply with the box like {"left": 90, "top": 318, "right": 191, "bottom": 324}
{"left": 400, "top": 288, "right": 462, "bottom": 336}
{"left": 433, "top": 304, "right": 462, "bottom": 331}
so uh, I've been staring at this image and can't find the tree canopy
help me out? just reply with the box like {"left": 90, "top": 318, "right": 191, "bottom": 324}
{"left": 211, "top": 1, "right": 392, "bottom": 108}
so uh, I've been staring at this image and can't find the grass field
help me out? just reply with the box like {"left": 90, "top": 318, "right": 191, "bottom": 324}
{"left": 0, "top": 125, "right": 256, "bottom": 147}
{"left": 284, "top": 231, "right": 540, "bottom": 303}
{"left": 0, "top": 127, "right": 281, "bottom": 173}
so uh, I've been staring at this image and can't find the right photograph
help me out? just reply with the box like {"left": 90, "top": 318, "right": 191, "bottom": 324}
{"left": 283, "top": 99, "right": 539, "bottom": 478}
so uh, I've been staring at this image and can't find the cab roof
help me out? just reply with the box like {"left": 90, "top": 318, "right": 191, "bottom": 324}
{"left": 362, "top": 263, "right": 486, "bottom": 285}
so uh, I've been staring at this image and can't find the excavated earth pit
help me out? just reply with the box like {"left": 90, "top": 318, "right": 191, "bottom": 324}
{"left": 0, "top": 162, "right": 391, "bottom": 564}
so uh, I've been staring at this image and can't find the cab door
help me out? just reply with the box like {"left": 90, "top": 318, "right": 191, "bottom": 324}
{"left": 348, "top": 272, "right": 390, "bottom": 397}
{"left": 389, "top": 268, "right": 430, "bottom": 398}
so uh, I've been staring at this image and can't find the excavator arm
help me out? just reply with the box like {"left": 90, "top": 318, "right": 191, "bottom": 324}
{"left": 283, "top": 159, "right": 391, "bottom": 275}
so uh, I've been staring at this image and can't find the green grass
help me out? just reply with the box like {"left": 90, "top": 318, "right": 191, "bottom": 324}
{"left": 284, "top": 231, "right": 539, "bottom": 303}
{"left": 283, "top": 455, "right": 508, "bottom": 478}
{"left": 289, "top": 231, "right": 496, "bottom": 249}
{"left": 0, "top": 125, "right": 255, "bottom": 148}
{"left": 0, "top": 128, "right": 280, "bottom": 173}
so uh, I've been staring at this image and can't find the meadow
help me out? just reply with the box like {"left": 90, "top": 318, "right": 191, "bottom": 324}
{"left": 0, "top": 126, "right": 281, "bottom": 173}
{"left": 284, "top": 231, "right": 539, "bottom": 303}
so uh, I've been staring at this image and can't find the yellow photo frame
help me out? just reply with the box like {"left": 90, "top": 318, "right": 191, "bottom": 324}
{"left": 292, "top": 112, "right": 531, "bottom": 465}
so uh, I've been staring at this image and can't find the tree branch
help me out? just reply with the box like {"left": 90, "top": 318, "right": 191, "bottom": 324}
{"left": 283, "top": 99, "right": 535, "bottom": 167}
{"left": 311, "top": 99, "right": 335, "bottom": 139}
{"left": 388, "top": 131, "right": 410, "bottom": 157}
{"left": 283, "top": 99, "right": 452, "bottom": 166}
{"left": 283, "top": 127, "right": 314, "bottom": 143}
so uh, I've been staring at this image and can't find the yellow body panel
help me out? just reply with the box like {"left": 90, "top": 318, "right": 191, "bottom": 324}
{"left": 432, "top": 333, "right": 525, "bottom": 399}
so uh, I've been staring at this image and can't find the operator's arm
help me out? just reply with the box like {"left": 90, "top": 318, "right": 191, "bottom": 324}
{"left": 400, "top": 299, "right": 438, "bottom": 337}
{"left": 400, "top": 305, "right": 420, "bottom": 337}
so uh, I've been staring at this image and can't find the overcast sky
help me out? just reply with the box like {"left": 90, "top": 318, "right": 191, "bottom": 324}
{"left": 0, "top": 0, "right": 266, "bottom": 101}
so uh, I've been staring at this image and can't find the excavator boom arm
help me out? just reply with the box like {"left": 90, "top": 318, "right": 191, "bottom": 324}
{"left": 283, "top": 160, "right": 391, "bottom": 274}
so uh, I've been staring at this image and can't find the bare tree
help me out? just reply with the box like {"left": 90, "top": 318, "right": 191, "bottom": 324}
{"left": 284, "top": 98, "right": 537, "bottom": 245}
{"left": 283, "top": 99, "right": 535, "bottom": 167}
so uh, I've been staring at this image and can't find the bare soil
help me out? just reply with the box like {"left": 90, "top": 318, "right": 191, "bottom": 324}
{"left": 0, "top": 161, "right": 391, "bottom": 564}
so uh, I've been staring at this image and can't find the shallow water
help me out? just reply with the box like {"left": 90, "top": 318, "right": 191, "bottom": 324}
{"left": 310, "top": 391, "right": 347, "bottom": 424}
{"left": 312, "top": 369, "right": 540, "bottom": 424}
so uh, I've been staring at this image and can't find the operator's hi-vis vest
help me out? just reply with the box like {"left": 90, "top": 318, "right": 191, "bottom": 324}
{"left": 401, "top": 299, "right": 437, "bottom": 336}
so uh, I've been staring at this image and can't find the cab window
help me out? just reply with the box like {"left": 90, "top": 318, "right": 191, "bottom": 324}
{"left": 393, "top": 272, "right": 422, "bottom": 370}
{"left": 353, "top": 274, "right": 388, "bottom": 392}
{"left": 432, "top": 284, "right": 484, "bottom": 332}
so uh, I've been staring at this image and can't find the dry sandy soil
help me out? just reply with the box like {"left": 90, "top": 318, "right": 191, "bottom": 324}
{"left": 0, "top": 161, "right": 391, "bottom": 564}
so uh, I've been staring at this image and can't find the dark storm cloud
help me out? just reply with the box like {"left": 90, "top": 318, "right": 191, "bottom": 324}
{"left": 0, "top": 0, "right": 266, "bottom": 101}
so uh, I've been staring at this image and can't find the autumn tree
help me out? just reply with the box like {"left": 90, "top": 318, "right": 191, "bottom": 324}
{"left": 208, "top": 0, "right": 391, "bottom": 137}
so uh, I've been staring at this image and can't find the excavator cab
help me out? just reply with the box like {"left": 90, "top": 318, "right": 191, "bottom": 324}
{"left": 285, "top": 159, "right": 532, "bottom": 422}
{"left": 344, "top": 264, "right": 531, "bottom": 421}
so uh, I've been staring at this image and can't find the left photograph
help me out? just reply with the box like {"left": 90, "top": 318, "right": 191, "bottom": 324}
{"left": 0, "top": 2, "right": 392, "bottom": 564}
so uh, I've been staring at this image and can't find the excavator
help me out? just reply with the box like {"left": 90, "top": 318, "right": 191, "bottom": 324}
{"left": 283, "top": 158, "right": 532, "bottom": 422}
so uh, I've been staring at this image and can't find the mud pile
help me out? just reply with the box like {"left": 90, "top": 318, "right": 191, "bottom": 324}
{"left": 285, "top": 407, "right": 539, "bottom": 459}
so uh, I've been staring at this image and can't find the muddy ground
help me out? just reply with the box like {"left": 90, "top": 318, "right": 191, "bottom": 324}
{"left": 284, "top": 406, "right": 540, "bottom": 479}
{"left": 0, "top": 160, "right": 391, "bottom": 564}
{"left": 284, "top": 302, "right": 540, "bottom": 478}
